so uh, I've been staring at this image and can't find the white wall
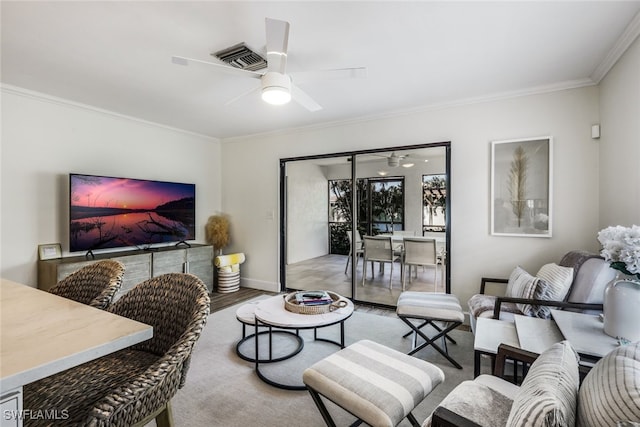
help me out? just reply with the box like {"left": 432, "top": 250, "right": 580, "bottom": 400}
{"left": 599, "top": 36, "right": 640, "bottom": 228}
{"left": 0, "top": 87, "right": 222, "bottom": 286}
{"left": 221, "top": 86, "right": 602, "bottom": 305}
{"left": 286, "top": 161, "right": 328, "bottom": 264}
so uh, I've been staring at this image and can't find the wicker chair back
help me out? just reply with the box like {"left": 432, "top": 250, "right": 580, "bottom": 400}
{"left": 48, "top": 260, "right": 125, "bottom": 309}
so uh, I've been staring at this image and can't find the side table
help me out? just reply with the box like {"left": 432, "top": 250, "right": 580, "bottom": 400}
{"left": 253, "top": 293, "right": 354, "bottom": 390}
{"left": 551, "top": 310, "right": 619, "bottom": 361}
{"left": 473, "top": 317, "right": 519, "bottom": 377}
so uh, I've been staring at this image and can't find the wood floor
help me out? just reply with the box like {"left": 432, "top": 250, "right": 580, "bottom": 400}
{"left": 209, "top": 287, "right": 273, "bottom": 313}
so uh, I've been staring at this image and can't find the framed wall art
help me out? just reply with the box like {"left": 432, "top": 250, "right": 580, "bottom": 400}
{"left": 38, "top": 243, "right": 62, "bottom": 260}
{"left": 490, "top": 136, "right": 552, "bottom": 237}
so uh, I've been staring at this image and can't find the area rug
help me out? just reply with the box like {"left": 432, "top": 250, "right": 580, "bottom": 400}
{"left": 167, "top": 297, "right": 476, "bottom": 427}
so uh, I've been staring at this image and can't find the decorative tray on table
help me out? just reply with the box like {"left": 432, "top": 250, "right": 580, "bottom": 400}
{"left": 284, "top": 290, "right": 347, "bottom": 315}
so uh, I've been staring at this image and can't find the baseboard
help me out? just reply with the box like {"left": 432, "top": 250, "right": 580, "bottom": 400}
{"left": 240, "top": 277, "right": 280, "bottom": 293}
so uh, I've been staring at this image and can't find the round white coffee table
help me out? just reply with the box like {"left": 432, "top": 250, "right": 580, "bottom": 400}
{"left": 253, "top": 293, "right": 354, "bottom": 390}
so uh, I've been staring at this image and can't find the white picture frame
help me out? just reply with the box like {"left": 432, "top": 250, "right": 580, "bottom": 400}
{"left": 38, "top": 243, "right": 62, "bottom": 260}
{"left": 490, "top": 136, "right": 553, "bottom": 237}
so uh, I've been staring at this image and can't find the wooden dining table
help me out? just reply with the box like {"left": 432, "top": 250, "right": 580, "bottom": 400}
{"left": 0, "top": 278, "right": 152, "bottom": 426}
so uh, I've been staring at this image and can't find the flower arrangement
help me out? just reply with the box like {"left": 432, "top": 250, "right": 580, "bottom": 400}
{"left": 205, "top": 213, "right": 230, "bottom": 255}
{"left": 597, "top": 225, "right": 640, "bottom": 280}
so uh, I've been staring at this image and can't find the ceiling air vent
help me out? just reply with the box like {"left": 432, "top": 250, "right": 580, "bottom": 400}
{"left": 212, "top": 43, "right": 267, "bottom": 71}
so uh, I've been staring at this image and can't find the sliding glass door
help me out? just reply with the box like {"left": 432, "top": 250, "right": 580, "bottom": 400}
{"left": 280, "top": 143, "right": 450, "bottom": 308}
{"left": 282, "top": 156, "right": 353, "bottom": 297}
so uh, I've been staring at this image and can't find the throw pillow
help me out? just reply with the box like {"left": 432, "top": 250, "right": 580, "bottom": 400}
{"left": 506, "top": 267, "right": 540, "bottom": 316}
{"left": 506, "top": 266, "right": 537, "bottom": 299}
{"left": 527, "top": 263, "right": 574, "bottom": 318}
{"left": 506, "top": 341, "right": 580, "bottom": 427}
{"left": 577, "top": 342, "right": 640, "bottom": 427}
{"left": 536, "top": 263, "right": 574, "bottom": 302}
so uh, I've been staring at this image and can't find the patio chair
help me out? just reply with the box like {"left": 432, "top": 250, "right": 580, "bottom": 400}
{"left": 402, "top": 237, "right": 438, "bottom": 291}
{"left": 344, "top": 229, "right": 364, "bottom": 274}
{"left": 362, "top": 235, "right": 402, "bottom": 289}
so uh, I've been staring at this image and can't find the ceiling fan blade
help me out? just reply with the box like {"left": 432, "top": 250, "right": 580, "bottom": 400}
{"left": 265, "top": 18, "right": 289, "bottom": 74}
{"left": 291, "top": 84, "right": 322, "bottom": 112}
{"left": 291, "top": 67, "right": 367, "bottom": 85}
{"left": 224, "top": 85, "right": 261, "bottom": 107}
{"left": 171, "top": 55, "right": 262, "bottom": 80}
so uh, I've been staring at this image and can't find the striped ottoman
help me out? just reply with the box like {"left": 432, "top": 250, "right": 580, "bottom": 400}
{"left": 303, "top": 339, "right": 444, "bottom": 427}
{"left": 396, "top": 292, "right": 464, "bottom": 369}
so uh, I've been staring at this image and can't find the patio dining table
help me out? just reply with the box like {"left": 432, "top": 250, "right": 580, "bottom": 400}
{"left": 373, "top": 234, "right": 447, "bottom": 279}
{"left": 378, "top": 233, "right": 446, "bottom": 258}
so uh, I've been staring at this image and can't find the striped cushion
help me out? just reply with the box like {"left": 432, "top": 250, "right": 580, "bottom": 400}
{"left": 536, "top": 263, "right": 574, "bottom": 301}
{"left": 522, "top": 264, "right": 574, "bottom": 318}
{"left": 303, "top": 339, "right": 444, "bottom": 427}
{"left": 577, "top": 341, "right": 640, "bottom": 426}
{"left": 505, "top": 266, "right": 530, "bottom": 297}
{"left": 507, "top": 268, "right": 540, "bottom": 316}
{"left": 508, "top": 264, "right": 574, "bottom": 318}
{"left": 506, "top": 341, "right": 580, "bottom": 427}
{"left": 396, "top": 292, "right": 464, "bottom": 323}
{"left": 536, "top": 263, "right": 573, "bottom": 299}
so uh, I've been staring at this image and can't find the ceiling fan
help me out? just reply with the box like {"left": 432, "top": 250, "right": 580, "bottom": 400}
{"left": 171, "top": 18, "right": 367, "bottom": 111}
{"left": 371, "top": 152, "right": 429, "bottom": 168}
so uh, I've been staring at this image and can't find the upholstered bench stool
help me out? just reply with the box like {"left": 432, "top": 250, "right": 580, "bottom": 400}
{"left": 303, "top": 339, "right": 445, "bottom": 427}
{"left": 235, "top": 301, "right": 302, "bottom": 362}
{"left": 396, "top": 291, "right": 464, "bottom": 369}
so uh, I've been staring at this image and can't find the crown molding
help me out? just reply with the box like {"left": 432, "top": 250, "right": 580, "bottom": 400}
{"left": 591, "top": 10, "right": 640, "bottom": 83}
{"left": 1, "top": 77, "right": 597, "bottom": 144}
{"left": 1, "top": 84, "right": 220, "bottom": 142}
{"left": 223, "top": 78, "right": 597, "bottom": 142}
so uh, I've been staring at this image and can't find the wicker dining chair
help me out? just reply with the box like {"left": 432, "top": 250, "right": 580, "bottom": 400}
{"left": 23, "top": 273, "right": 211, "bottom": 427}
{"left": 48, "top": 260, "right": 125, "bottom": 309}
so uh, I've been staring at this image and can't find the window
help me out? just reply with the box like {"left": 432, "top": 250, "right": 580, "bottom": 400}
{"left": 422, "top": 174, "right": 446, "bottom": 234}
{"left": 328, "top": 180, "right": 352, "bottom": 255}
{"left": 328, "top": 177, "right": 405, "bottom": 254}
{"left": 365, "top": 177, "right": 405, "bottom": 235}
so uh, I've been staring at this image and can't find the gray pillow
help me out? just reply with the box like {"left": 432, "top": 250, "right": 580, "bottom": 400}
{"left": 506, "top": 341, "right": 580, "bottom": 427}
{"left": 506, "top": 266, "right": 534, "bottom": 299}
{"left": 509, "top": 268, "right": 540, "bottom": 317}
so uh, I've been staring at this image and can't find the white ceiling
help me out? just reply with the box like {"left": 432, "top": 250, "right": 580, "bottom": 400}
{"left": 2, "top": 1, "right": 639, "bottom": 140}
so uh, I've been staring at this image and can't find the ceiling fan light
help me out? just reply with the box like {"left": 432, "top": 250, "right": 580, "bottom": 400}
{"left": 261, "top": 71, "right": 292, "bottom": 105}
{"left": 262, "top": 87, "right": 291, "bottom": 105}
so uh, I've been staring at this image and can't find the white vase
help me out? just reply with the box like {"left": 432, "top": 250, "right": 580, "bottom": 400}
{"left": 603, "top": 271, "right": 640, "bottom": 342}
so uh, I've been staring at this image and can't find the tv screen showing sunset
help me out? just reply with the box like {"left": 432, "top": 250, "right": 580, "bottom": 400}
{"left": 70, "top": 174, "right": 195, "bottom": 252}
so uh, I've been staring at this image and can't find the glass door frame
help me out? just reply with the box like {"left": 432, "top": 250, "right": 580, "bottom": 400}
{"left": 279, "top": 141, "right": 451, "bottom": 306}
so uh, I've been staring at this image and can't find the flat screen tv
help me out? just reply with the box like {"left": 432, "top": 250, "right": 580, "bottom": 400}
{"left": 70, "top": 173, "right": 196, "bottom": 253}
